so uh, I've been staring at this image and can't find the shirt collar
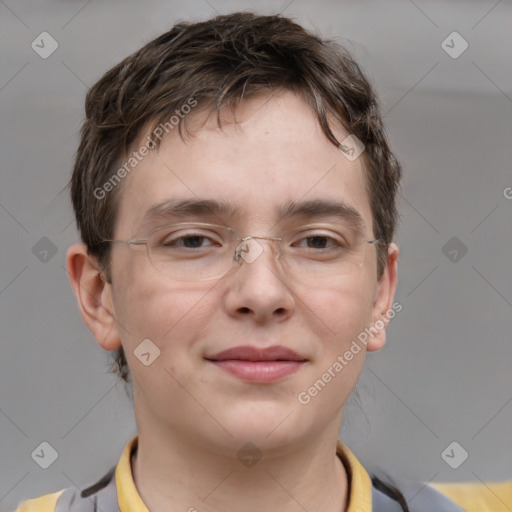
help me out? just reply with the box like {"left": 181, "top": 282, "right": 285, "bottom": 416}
{"left": 336, "top": 439, "right": 373, "bottom": 511}
{"left": 115, "top": 436, "right": 148, "bottom": 512}
{"left": 116, "top": 436, "right": 372, "bottom": 512}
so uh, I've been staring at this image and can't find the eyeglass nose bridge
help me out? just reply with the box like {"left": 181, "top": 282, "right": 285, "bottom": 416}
{"left": 233, "top": 235, "right": 283, "bottom": 265}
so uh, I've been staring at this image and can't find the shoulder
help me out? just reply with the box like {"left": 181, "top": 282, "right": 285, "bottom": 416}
{"left": 371, "top": 475, "right": 467, "bottom": 511}
{"left": 15, "top": 490, "right": 64, "bottom": 512}
{"left": 14, "top": 465, "right": 117, "bottom": 512}
{"left": 432, "top": 480, "right": 512, "bottom": 512}
{"left": 14, "top": 438, "right": 136, "bottom": 512}
{"left": 337, "top": 442, "right": 466, "bottom": 511}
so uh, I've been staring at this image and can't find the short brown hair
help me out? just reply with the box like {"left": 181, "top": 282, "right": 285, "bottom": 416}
{"left": 69, "top": 12, "right": 402, "bottom": 383}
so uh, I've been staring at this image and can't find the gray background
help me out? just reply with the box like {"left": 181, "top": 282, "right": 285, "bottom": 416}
{"left": 1, "top": 0, "right": 511, "bottom": 510}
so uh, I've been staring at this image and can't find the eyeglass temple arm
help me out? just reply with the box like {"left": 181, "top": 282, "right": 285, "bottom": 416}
{"left": 101, "top": 239, "right": 148, "bottom": 246}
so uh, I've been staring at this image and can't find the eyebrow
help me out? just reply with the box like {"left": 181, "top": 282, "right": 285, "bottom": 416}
{"left": 280, "top": 199, "right": 367, "bottom": 232}
{"left": 140, "top": 198, "right": 241, "bottom": 228}
{"left": 140, "top": 198, "right": 367, "bottom": 232}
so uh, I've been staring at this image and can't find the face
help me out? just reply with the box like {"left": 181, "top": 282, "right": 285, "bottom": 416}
{"left": 70, "top": 90, "right": 398, "bottom": 457}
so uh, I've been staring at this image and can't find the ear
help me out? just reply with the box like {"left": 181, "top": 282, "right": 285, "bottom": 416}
{"left": 66, "top": 243, "right": 121, "bottom": 351}
{"left": 367, "top": 242, "right": 399, "bottom": 352}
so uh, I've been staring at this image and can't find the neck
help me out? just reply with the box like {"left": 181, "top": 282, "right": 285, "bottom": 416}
{"left": 131, "top": 428, "right": 349, "bottom": 512}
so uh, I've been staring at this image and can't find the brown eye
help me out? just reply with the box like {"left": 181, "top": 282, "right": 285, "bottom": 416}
{"left": 293, "top": 233, "right": 345, "bottom": 250}
{"left": 164, "top": 235, "right": 210, "bottom": 248}
{"left": 305, "top": 236, "right": 329, "bottom": 248}
{"left": 157, "top": 228, "right": 223, "bottom": 250}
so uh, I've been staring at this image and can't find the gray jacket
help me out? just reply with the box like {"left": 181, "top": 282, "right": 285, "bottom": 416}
{"left": 54, "top": 467, "right": 466, "bottom": 511}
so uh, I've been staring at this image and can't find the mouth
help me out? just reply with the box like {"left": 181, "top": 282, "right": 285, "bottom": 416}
{"left": 205, "top": 345, "right": 307, "bottom": 383}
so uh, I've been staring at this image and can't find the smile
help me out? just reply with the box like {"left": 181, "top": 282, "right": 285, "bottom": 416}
{"left": 206, "top": 345, "right": 307, "bottom": 383}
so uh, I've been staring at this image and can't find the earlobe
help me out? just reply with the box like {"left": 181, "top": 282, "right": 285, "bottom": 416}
{"left": 367, "top": 242, "right": 399, "bottom": 352}
{"left": 65, "top": 243, "right": 122, "bottom": 351}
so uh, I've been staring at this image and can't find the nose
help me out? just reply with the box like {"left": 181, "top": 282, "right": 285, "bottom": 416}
{"left": 223, "top": 237, "right": 295, "bottom": 323}
{"left": 233, "top": 235, "right": 281, "bottom": 266}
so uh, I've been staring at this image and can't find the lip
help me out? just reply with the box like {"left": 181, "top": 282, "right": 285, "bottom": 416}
{"left": 206, "top": 345, "right": 307, "bottom": 383}
{"left": 207, "top": 345, "right": 306, "bottom": 362}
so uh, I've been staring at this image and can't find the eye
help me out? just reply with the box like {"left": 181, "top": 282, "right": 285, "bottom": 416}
{"left": 292, "top": 231, "right": 348, "bottom": 250}
{"left": 163, "top": 234, "right": 215, "bottom": 248}
{"left": 300, "top": 235, "right": 338, "bottom": 249}
{"left": 157, "top": 228, "right": 223, "bottom": 250}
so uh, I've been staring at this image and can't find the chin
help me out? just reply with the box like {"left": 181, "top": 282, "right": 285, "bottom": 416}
{"left": 217, "top": 405, "right": 307, "bottom": 447}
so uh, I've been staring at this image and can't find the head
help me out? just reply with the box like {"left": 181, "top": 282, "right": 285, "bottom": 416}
{"left": 66, "top": 12, "right": 401, "bottom": 452}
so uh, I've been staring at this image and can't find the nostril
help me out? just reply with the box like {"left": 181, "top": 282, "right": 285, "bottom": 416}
{"left": 239, "top": 307, "right": 251, "bottom": 314}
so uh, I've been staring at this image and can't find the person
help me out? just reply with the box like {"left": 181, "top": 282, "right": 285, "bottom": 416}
{"left": 16, "top": 12, "right": 466, "bottom": 512}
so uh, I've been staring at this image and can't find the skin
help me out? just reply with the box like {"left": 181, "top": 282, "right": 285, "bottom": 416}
{"left": 67, "top": 90, "right": 399, "bottom": 512}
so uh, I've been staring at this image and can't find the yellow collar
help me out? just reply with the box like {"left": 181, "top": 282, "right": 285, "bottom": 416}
{"left": 116, "top": 436, "right": 372, "bottom": 512}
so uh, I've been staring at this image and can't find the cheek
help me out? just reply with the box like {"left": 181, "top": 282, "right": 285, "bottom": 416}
{"left": 113, "top": 278, "right": 219, "bottom": 416}
{"left": 294, "top": 277, "right": 375, "bottom": 349}
{"left": 111, "top": 258, "right": 213, "bottom": 361}
{"left": 295, "top": 282, "right": 375, "bottom": 418}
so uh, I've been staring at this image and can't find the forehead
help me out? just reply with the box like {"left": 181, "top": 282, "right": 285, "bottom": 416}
{"left": 115, "top": 90, "right": 372, "bottom": 236}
